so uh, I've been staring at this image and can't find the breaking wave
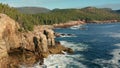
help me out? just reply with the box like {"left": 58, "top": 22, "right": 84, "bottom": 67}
{"left": 43, "top": 41, "right": 88, "bottom": 68}
{"left": 70, "top": 25, "right": 83, "bottom": 30}
{"left": 109, "top": 32, "right": 120, "bottom": 38}
{"left": 91, "top": 43, "right": 120, "bottom": 68}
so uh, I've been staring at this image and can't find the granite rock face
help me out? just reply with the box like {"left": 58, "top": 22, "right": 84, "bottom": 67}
{"left": 0, "top": 13, "right": 21, "bottom": 68}
{"left": 44, "top": 29, "right": 55, "bottom": 47}
{"left": 0, "top": 13, "right": 73, "bottom": 68}
{"left": 34, "top": 32, "right": 48, "bottom": 52}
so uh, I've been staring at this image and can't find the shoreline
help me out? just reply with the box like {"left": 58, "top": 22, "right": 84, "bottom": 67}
{"left": 53, "top": 20, "right": 85, "bottom": 28}
{"left": 86, "top": 20, "right": 120, "bottom": 24}
{"left": 51, "top": 20, "right": 120, "bottom": 29}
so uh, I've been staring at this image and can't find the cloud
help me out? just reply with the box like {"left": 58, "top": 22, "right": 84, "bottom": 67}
{"left": 97, "top": 3, "right": 120, "bottom": 10}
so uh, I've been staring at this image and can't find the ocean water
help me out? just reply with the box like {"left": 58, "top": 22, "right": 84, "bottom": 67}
{"left": 21, "top": 23, "right": 120, "bottom": 68}
{"left": 50, "top": 23, "right": 120, "bottom": 68}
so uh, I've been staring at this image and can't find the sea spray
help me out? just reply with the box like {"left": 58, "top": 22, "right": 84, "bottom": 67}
{"left": 44, "top": 54, "right": 87, "bottom": 68}
{"left": 43, "top": 41, "right": 88, "bottom": 68}
{"left": 60, "top": 41, "right": 88, "bottom": 51}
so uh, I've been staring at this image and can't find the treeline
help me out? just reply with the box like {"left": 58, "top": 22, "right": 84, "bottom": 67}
{"left": 0, "top": 3, "right": 35, "bottom": 31}
{"left": 0, "top": 4, "right": 120, "bottom": 31}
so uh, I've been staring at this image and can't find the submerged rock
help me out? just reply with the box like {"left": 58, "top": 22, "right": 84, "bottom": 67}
{"left": 55, "top": 33, "right": 75, "bottom": 38}
{"left": 65, "top": 48, "right": 74, "bottom": 54}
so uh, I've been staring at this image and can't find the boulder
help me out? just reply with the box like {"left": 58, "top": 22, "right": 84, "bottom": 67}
{"left": 64, "top": 48, "right": 74, "bottom": 54}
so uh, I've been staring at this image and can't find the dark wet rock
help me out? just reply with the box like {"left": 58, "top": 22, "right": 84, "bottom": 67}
{"left": 49, "top": 45, "right": 73, "bottom": 54}
{"left": 118, "top": 60, "right": 120, "bottom": 63}
{"left": 55, "top": 33, "right": 75, "bottom": 37}
{"left": 65, "top": 48, "right": 74, "bottom": 54}
{"left": 79, "top": 27, "right": 87, "bottom": 30}
{"left": 119, "top": 53, "right": 120, "bottom": 55}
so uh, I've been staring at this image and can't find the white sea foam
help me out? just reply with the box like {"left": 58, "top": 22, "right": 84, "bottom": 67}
{"left": 108, "top": 32, "right": 120, "bottom": 38}
{"left": 92, "top": 43, "right": 120, "bottom": 68}
{"left": 20, "top": 41, "right": 88, "bottom": 68}
{"left": 110, "top": 43, "right": 120, "bottom": 65}
{"left": 70, "top": 25, "right": 82, "bottom": 30}
{"left": 60, "top": 41, "right": 88, "bottom": 51}
{"left": 59, "top": 33, "right": 77, "bottom": 38}
{"left": 44, "top": 54, "right": 87, "bottom": 68}
{"left": 43, "top": 41, "right": 88, "bottom": 68}
{"left": 59, "top": 35, "right": 76, "bottom": 38}
{"left": 20, "top": 61, "right": 44, "bottom": 68}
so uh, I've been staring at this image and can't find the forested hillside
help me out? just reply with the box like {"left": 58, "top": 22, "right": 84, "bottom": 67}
{"left": 0, "top": 3, "right": 120, "bottom": 31}
{"left": 16, "top": 7, "right": 50, "bottom": 14}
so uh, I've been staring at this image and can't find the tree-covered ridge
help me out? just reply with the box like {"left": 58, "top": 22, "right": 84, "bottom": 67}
{"left": 16, "top": 7, "right": 50, "bottom": 14}
{"left": 50, "top": 7, "right": 120, "bottom": 22}
{"left": 0, "top": 3, "right": 120, "bottom": 31}
{"left": 0, "top": 3, "right": 34, "bottom": 31}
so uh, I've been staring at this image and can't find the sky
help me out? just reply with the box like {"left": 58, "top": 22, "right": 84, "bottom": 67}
{"left": 0, "top": 0, "right": 120, "bottom": 10}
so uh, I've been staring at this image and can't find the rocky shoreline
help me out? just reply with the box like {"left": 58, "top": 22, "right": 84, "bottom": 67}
{"left": 86, "top": 20, "right": 119, "bottom": 24}
{"left": 53, "top": 20, "right": 120, "bottom": 28}
{"left": 53, "top": 20, "right": 85, "bottom": 28}
{"left": 0, "top": 14, "right": 73, "bottom": 68}
{"left": 1, "top": 13, "right": 119, "bottom": 68}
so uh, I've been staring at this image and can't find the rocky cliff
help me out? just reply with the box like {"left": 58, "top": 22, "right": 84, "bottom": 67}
{"left": 0, "top": 13, "right": 21, "bottom": 68}
{"left": 0, "top": 13, "right": 73, "bottom": 68}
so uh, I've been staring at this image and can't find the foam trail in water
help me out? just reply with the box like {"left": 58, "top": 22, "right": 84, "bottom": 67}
{"left": 92, "top": 43, "right": 120, "bottom": 68}
{"left": 108, "top": 32, "right": 120, "bottom": 38}
{"left": 58, "top": 33, "right": 77, "bottom": 38}
{"left": 43, "top": 41, "right": 88, "bottom": 68}
{"left": 70, "top": 25, "right": 82, "bottom": 30}
{"left": 44, "top": 54, "right": 87, "bottom": 68}
{"left": 60, "top": 41, "right": 88, "bottom": 51}
{"left": 110, "top": 43, "right": 120, "bottom": 66}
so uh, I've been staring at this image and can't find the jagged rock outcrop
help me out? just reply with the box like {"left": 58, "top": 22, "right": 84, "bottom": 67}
{"left": 21, "top": 32, "right": 35, "bottom": 51}
{"left": 34, "top": 32, "right": 48, "bottom": 52}
{"left": 0, "top": 13, "right": 21, "bottom": 51}
{"left": 22, "top": 30, "right": 53, "bottom": 53}
{"left": 0, "top": 14, "right": 73, "bottom": 68}
{"left": 44, "top": 29, "right": 55, "bottom": 47}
